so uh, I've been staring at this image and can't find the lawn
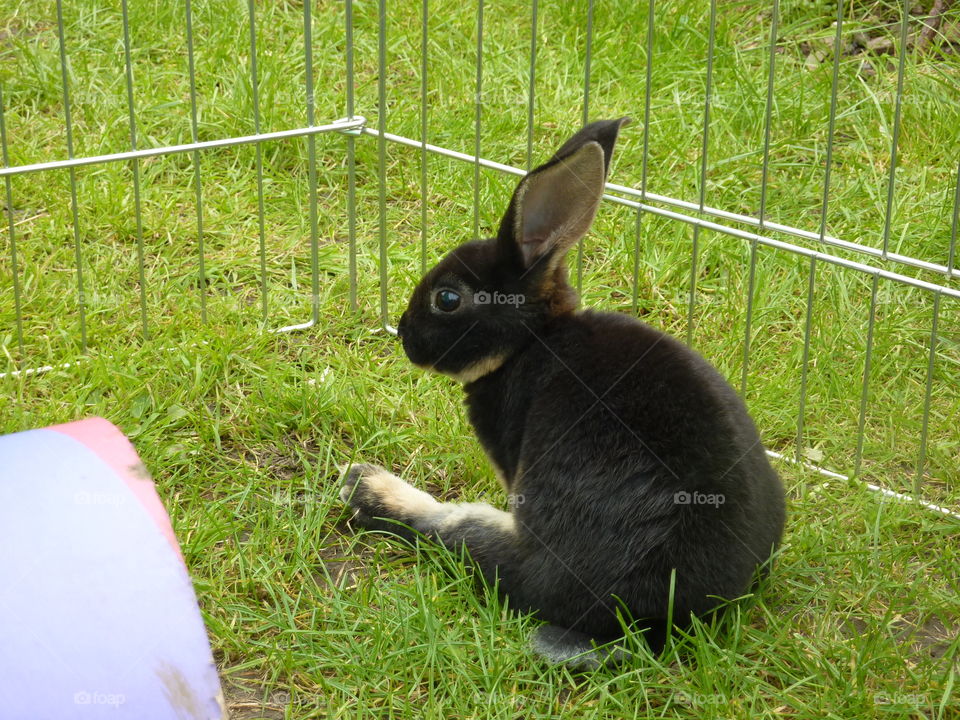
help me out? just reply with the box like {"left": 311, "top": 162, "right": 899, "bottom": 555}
{"left": 1, "top": 0, "right": 958, "bottom": 717}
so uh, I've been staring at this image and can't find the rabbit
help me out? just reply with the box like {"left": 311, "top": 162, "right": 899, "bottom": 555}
{"left": 340, "top": 117, "right": 786, "bottom": 670}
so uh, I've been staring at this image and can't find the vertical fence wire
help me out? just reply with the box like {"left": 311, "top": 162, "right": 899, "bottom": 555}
{"left": 948, "top": 160, "right": 959, "bottom": 277}
{"left": 246, "top": 0, "right": 268, "bottom": 324}
{"left": 854, "top": 273, "right": 879, "bottom": 476}
{"left": 581, "top": 0, "right": 594, "bottom": 129}
{"left": 795, "top": 256, "right": 817, "bottom": 462}
{"left": 741, "top": 0, "right": 779, "bottom": 396}
{"left": 346, "top": 0, "right": 358, "bottom": 310}
{"left": 686, "top": 0, "right": 717, "bottom": 346}
{"left": 473, "top": 0, "right": 484, "bottom": 242}
{"left": 916, "top": 291, "right": 941, "bottom": 493}
{"left": 526, "top": 0, "right": 538, "bottom": 171}
{"left": 632, "top": 206, "right": 643, "bottom": 314}
{"left": 740, "top": 254, "right": 758, "bottom": 395}
{"left": 881, "top": 0, "right": 910, "bottom": 260}
{"left": 632, "top": 0, "right": 655, "bottom": 315}
{"left": 56, "top": 0, "right": 87, "bottom": 349}
{"left": 0, "top": 88, "right": 23, "bottom": 355}
{"left": 419, "top": 0, "right": 429, "bottom": 274}
{"left": 576, "top": 0, "right": 595, "bottom": 293}
{"left": 184, "top": 0, "right": 208, "bottom": 324}
{"left": 377, "top": 0, "right": 389, "bottom": 328}
{"left": 818, "top": 0, "right": 844, "bottom": 245}
{"left": 303, "top": 0, "right": 321, "bottom": 326}
{"left": 121, "top": 0, "right": 149, "bottom": 340}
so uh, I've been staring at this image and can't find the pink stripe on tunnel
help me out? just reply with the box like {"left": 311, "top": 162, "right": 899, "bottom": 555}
{"left": 47, "top": 416, "right": 184, "bottom": 563}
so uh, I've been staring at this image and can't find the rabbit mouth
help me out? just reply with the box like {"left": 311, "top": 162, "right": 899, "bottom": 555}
{"left": 396, "top": 311, "right": 442, "bottom": 369}
{"left": 398, "top": 331, "right": 431, "bottom": 369}
{"left": 399, "top": 331, "right": 503, "bottom": 383}
{"left": 400, "top": 342, "right": 420, "bottom": 365}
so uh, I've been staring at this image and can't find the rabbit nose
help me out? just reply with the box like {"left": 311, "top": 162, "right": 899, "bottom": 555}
{"left": 397, "top": 312, "right": 408, "bottom": 339}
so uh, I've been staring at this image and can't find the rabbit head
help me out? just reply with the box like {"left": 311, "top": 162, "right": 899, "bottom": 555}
{"left": 397, "top": 117, "right": 630, "bottom": 383}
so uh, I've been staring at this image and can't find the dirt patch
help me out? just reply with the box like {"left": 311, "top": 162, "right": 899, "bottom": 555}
{"left": 843, "top": 612, "right": 957, "bottom": 665}
{"left": 313, "top": 553, "right": 362, "bottom": 592}
{"left": 313, "top": 531, "right": 372, "bottom": 591}
{"left": 222, "top": 436, "right": 322, "bottom": 481}
{"left": 891, "top": 613, "right": 956, "bottom": 663}
{"left": 219, "top": 671, "right": 289, "bottom": 720}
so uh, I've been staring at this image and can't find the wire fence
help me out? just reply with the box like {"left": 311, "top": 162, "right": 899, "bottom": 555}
{"left": 1, "top": 0, "right": 958, "bottom": 515}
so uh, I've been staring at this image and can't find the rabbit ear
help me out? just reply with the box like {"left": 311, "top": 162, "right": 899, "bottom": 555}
{"left": 498, "top": 117, "right": 630, "bottom": 270}
{"left": 547, "top": 116, "right": 631, "bottom": 175}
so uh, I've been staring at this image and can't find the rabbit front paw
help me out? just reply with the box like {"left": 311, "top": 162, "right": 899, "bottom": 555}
{"left": 340, "top": 463, "right": 441, "bottom": 532}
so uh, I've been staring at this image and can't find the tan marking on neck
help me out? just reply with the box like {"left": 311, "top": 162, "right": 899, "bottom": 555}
{"left": 448, "top": 353, "right": 508, "bottom": 384}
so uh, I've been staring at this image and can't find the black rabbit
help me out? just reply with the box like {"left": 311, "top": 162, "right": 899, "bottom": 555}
{"left": 341, "top": 118, "right": 786, "bottom": 669}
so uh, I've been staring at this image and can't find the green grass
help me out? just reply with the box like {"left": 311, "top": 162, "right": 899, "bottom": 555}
{"left": 1, "top": 0, "right": 958, "bottom": 717}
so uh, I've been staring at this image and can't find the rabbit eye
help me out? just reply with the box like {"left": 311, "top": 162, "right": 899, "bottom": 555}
{"left": 434, "top": 289, "right": 462, "bottom": 312}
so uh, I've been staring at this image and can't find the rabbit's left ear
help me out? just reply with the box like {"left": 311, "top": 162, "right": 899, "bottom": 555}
{"left": 497, "top": 117, "right": 629, "bottom": 271}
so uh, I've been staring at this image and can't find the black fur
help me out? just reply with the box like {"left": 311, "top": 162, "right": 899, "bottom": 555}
{"left": 342, "top": 118, "right": 786, "bottom": 664}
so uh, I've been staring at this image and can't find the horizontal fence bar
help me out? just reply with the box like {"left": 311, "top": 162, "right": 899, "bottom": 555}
{"left": 365, "top": 127, "right": 960, "bottom": 301}
{"left": 363, "top": 127, "right": 525, "bottom": 175}
{"left": 0, "top": 117, "right": 366, "bottom": 178}
{"left": 606, "top": 182, "right": 958, "bottom": 279}
{"left": 612, "top": 195, "right": 960, "bottom": 300}
{"left": 766, "top": 451, "right": 960, "bottom": 521}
